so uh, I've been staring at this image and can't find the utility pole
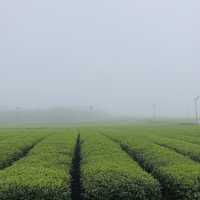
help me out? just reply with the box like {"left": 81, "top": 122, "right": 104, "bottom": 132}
{"left": 152, "top": 104, "right": 157, "bottom": 120}
{"left": 194, "top": 96, "right": 200, "bottom": 124}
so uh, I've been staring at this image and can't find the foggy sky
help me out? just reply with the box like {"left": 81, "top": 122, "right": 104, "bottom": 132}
{"left": 0, "top": 0, "right": 200, "bottom": 118}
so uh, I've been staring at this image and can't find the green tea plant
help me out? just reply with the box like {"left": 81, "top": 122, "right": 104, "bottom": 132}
{"left": 105, "top": 131, "right": 200, "bottom": 200}
{"left": 80, "top": 129, "right": 161, "bottom": 200}
{"left": 0, "top": 129, "right": 77, "bottom": 200}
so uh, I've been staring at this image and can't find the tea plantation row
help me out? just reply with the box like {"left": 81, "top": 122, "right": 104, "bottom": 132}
{"left": 0, "top": 125, "right": 199, "bottom": 199}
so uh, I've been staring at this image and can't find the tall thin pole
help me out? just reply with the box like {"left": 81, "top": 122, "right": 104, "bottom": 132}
{"left": 16, "top": 106, "right": 20, "bottom": 123}
{"left": 152, "top": 104, "right": 157, "bottom": 120}
{"left": 194, "top": 96, "right": 200, "bottom": 124}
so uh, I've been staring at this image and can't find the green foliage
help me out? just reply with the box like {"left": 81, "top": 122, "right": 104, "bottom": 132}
{"left": 80, "top": 129, "right": 161, "bottom": 200}
{"left": 0, "top": 123, "right": 200, "bottom": 199}
{"left": 0, "top": 131, "right": 48, "bottom": 169}
{"left": 0, "top": 129, "right": 77, "bottom": 200}
{"left": 148, "top": 135, "right": 200, "bottom": 162}
{"left": 105, "top": 130, "right": 200, "bottom": 200}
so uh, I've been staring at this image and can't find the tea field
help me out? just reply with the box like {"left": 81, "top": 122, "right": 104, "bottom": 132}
{"left": 0, "top": 123, "right": 200, "bottom": 200}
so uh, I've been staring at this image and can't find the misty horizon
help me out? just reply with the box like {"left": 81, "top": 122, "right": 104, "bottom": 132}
{"left": 0, "top": 0, "right": 200, "bottom": 119}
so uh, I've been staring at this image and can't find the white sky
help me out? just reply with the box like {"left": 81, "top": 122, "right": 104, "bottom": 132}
{"left": 0, "top": 0, "right": 200, "bottom": 117}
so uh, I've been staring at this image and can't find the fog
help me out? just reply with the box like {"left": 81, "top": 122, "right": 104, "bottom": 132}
{"left": 0, "top": 0, "right": 200, "bottom": 119}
